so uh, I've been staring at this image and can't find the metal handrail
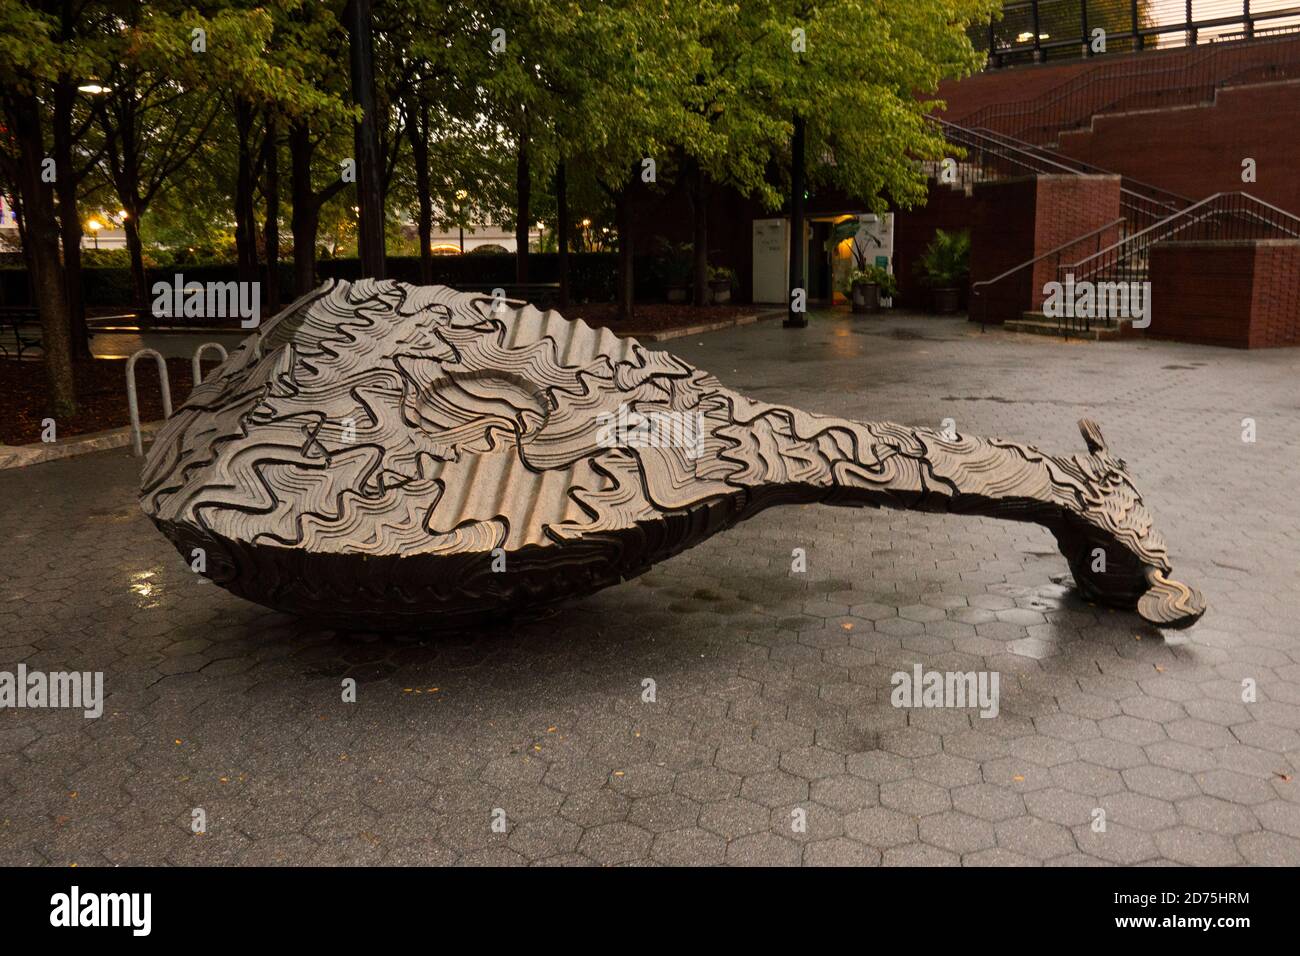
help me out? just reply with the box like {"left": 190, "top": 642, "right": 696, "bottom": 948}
{"left": 972, "top": 219, "right": 1125, "bottom": 295}
{"left": 958, "top": 124, "right": 1194, "bottom": 212}
{"left": 932, "top": 119, "right": 1190, "bottom": 236}
{"left": 1053, "top": 191, "right": 1300, "bottom": 334}
{"left": 969, "top": 218, "right": 1125, "bottom": 330}
{"left": 963, "top": 32, "right": 1300, "bottom": 143}
{"left": 934, "top": 119, "right": 1179, "bottom": 200}
{"left": 977, "top": 8, "right": 1300, "bottom": 70}
{"left": 962, "top": 41, "right": 1222, "bottom": 128}
{"left": 1062, "top": 192, "right": 1300, "bottom": 277}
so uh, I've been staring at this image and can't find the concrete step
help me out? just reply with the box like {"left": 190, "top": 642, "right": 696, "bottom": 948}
{"left": 1004, "top": 312, "right": 1130, "bottom": 340}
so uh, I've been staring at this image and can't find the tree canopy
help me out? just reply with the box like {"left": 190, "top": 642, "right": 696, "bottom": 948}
{"left": 1, "top": 0, "right": 996, "bottom": 412}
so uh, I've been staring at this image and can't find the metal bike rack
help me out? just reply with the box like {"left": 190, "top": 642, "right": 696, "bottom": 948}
{"left": 191, "top": 341, "right": 228, "bottom": 391}
{"left": 126, "top": 348, "right": 172, "bottom": 457}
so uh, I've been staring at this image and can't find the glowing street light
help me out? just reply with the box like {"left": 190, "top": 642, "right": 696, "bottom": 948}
{"left": 77, "top": 83, "right": 111, "bottom": 95}
{"left": 455, "top": 190, "right": 468, "bottom": 252}
{"left": 87, "top": 218, "right": 103, "bottom": 249}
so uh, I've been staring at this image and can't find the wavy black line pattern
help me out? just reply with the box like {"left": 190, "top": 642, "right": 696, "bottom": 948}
{"left": 138, "top": 279, "right": 1205, "bottom": 630}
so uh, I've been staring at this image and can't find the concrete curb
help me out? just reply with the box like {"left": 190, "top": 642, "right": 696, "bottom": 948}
{"left": 0, "top": 420, "right": 161, "bottom": 470}
{"left": 614, "top": 312, "right": 765, "bottom": 343}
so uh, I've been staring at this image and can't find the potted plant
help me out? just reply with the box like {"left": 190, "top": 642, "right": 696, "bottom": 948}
{"left": 825, "top": 218, "right": 882, "bottom": 305}
{"left": 654, "top": 239, "right": 693, "bottom": 303}
{"left": 844, "top": 264, "right": 898, "bottom": 314}
{"left": 708, "top": 266, "right": 735, "bottom": 304}
{"left": 918, "top": 228, "right": 970, "bottom": 314}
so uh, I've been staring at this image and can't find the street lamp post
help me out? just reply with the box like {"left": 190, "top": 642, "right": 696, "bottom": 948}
{"left": 785, "top": 115, "right": 808, "bottom": 328}
{"left": 456, "top": 189, "right": 467, "bottom": 253}
{"left": 87, "top": 218, "right": 102, "bottom": 250}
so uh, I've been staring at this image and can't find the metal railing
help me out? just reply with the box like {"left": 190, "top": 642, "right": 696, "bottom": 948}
{"left": 190, "top": 342, "right": 228, "bottom": 392}
{"left": 972, "top": 0, "right": 1300, "bottom": 68}
{"left": 958, "top": 30, "right": 1300, "bottom": 144}
{"left": 1053, "top": 191, "right": 1300, "bottom": 334}
{"left": 969, "top": 217, "right": 1126, "bottom": 328}
{"left": 126, "top": 349, "right": 172, "bottom": 457}
{"left": 936, "top": 120, "right": 1191, "bottom": 230}
{"left": 930, "top": 118, "right": 1197, "bottom": 324}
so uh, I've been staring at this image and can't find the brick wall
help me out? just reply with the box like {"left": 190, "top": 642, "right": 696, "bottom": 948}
{"left": 968, "top": 177, "right": 1039, "bottom": 323}
{"left": 1054, "top": 80, "right": 1300, "bottom": 216}
{"left": 1029, "top": 175, "right": 1123, "bottom": 308}
{"left": 1148, "top": 240, "right": 1300, "bottom": 348}
{"left": 963, "top": 174, "right": 1121, "bottom": 323}
{"left": 1252, "top": 243, "right": 1300, "bottom": 347}
{"left": 892, "top": 181, "right": 980, "bottom": 309}
{"left": 939, "top": 34, "right": 1300, "bottom": 127}
{"left": 938, "top": 36, "right": 1300, "bottom": 216}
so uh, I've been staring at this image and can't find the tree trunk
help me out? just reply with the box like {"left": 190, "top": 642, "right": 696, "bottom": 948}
{"left": 555, "top": 159, "right": 569, "bottom": 308}
{"left": 290, "top": 122, "right": 320, "bottom": 296}
{"left": 691, "top": 162, "right": 709, "bottom": 306}
{"left": 234, "top": 98, "right": 259, "bottom": 286}
{"left": 615, "top": 184, "right": 634, "bottom": 322}
{"left": 409, "top": 99, "right": 432, "bottom": 284}
{"left": 515, "top": 128, "right": 530, "bottom": 284}
{"left": 263, "top": 114, "right": 280, "bottom": 315}
{"left": 786, "top": 114, "right": 808, "bottom": 328}
{"left": 8, "top": 91, "right": 76, "bottom": 416}
{"left": 122, "top": 211, "right": 149, "bottom": 324}
{"left": 346, "top": 0, "right": 386, "bottom": 278}
{"left": 53, "top": 78, "right": 88, "bottom": 357}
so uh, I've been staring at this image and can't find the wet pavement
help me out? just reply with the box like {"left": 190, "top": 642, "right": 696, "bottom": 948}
{"left": 2, "top": 310, "right": 1299, "bottom": 866}
{"left": 90, "top": 328, "right": 247, "bottom": 361}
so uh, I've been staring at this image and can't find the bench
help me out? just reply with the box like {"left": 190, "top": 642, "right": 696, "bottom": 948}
{"left": 0, "top": 307, "right": 102, "bottom": 359}
{"left": 0, "top": 307, "right": 41, "bottom": 360}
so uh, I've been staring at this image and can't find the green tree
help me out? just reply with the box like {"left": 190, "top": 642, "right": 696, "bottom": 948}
{"left": 774, "top": 0, "right": 998, "bottom": 217}
{"left": 0, "top": 0, "right": 81, "bottom": 415}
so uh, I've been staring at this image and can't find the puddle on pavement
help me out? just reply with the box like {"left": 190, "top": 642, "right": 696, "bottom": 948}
{"left": 129, "top": 569, "right": 164, "bottom": 609}
{"left": 87, "top": 504, "right": 140, "bottom": 524}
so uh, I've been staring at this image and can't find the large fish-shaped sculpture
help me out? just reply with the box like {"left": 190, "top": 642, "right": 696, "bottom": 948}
{"left": 139, "top": 280, "right": 1205, "bottom": 630}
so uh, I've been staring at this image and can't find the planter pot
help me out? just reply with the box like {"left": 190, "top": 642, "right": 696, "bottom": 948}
{"left": 666, "top": 286, "right": 688, "bottom": 304}
{"left": 709, "top": 280, "right": 732, "bottom": 304}
{"left": 932, "top": 287, "right": 961, "bottom": 314}
{"left": 851, "top": 281, "right": 881, "bottom": 314}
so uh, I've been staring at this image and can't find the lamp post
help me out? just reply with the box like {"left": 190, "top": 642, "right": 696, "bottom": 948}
{"left": 87, "top": 218, "right": 102, "bottom": 250}
{"left": 455, "top": 189, "right": 467, "bottom": 253}
{"left": 785, "top": 115, "right": 808, "bottom": 328}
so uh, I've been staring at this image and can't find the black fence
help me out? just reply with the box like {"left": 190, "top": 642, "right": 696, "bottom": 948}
{"left": 972, "top": 0, "right": 1300, "bottom": 66}
{"left": 0, "top": 251, "right": 721, "bottom": 313}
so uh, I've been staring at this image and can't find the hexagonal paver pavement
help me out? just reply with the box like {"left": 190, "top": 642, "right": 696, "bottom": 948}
{"left": 3, "top": 311, "right": 1299, "bottom": 866}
